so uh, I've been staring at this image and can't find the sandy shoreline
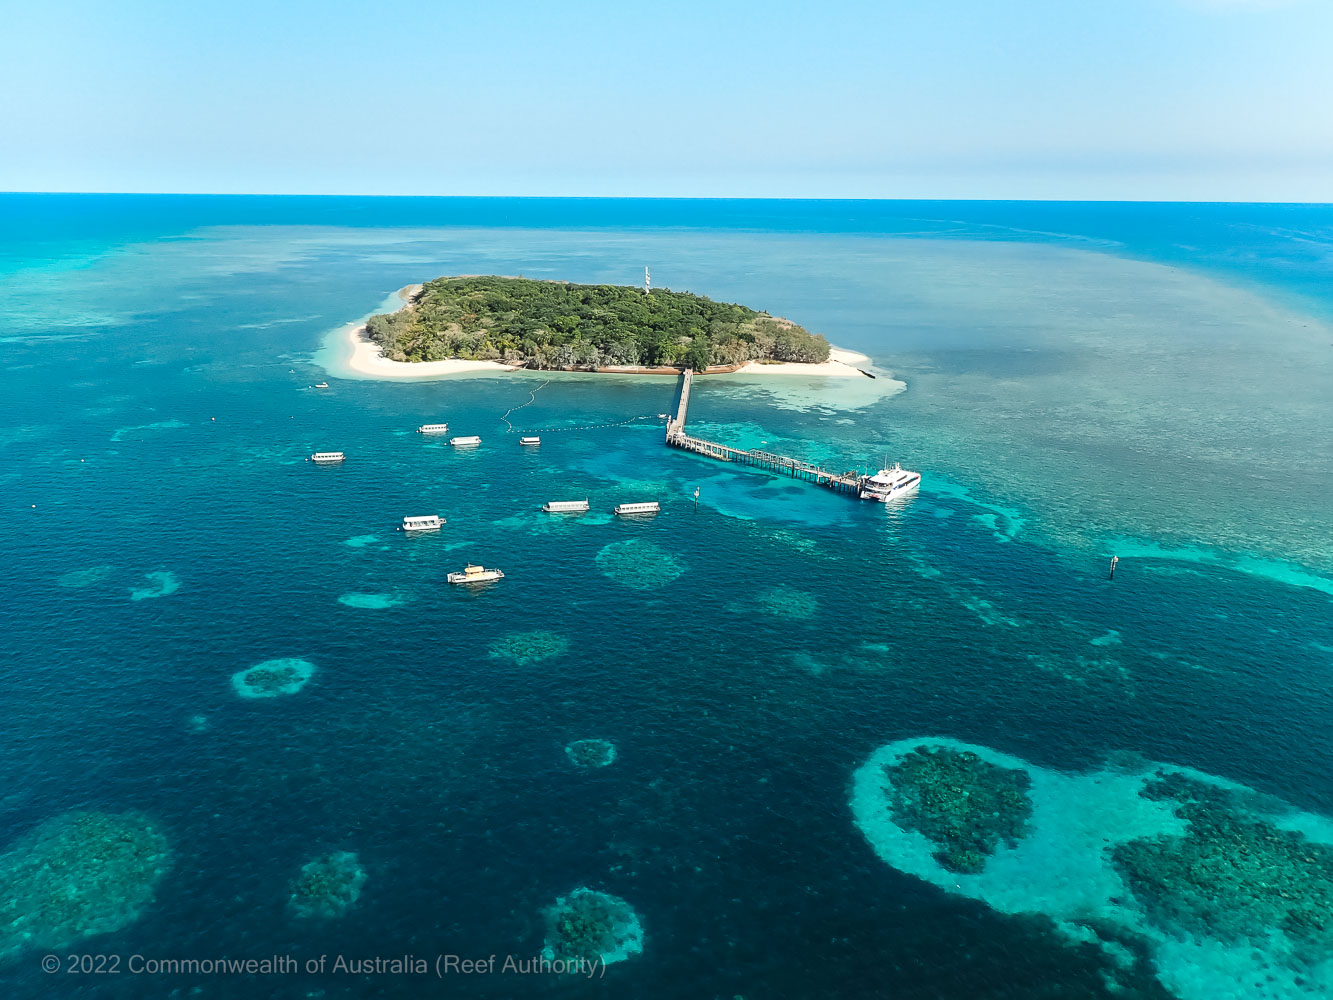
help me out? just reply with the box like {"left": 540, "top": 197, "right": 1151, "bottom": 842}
{"left": 333, "top": 284, "right": 873, "bottom": 381}
{"left": 734, "top": 347, "right": 870, "bottom": 377}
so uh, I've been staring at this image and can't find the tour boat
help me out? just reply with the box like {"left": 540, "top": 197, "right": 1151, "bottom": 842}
{"left": 614, "top": 501, "right": 660, "bottom": 516}
{"left": 447, "top": 563, "right": 504, "bottom": 585}
{"left": 417, "top": 423, "right": 450, "bottom": 434}
{"left": 401, "top": 515, "right": 443, "bottom": 532}
{"left": 859, "top": 463, "right": 921, "bottom": 502}
{"left": 543, "top": 499, "right": 590, "bottom": 513}
{"left": 309, "top": 451, "right": 345, "bottom": 464}
{"left": 312, "top": 382, "right": 330, "bottom": 389}
{"left": 519, "top": 436, "right": 541, "bottom": 446}
{"left": 450, "top": 435, "right": 481, "bottom": 447}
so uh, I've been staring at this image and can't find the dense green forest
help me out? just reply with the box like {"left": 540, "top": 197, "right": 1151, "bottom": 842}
{"left": 364, "top": 276, "right": 831, "bottom": 369}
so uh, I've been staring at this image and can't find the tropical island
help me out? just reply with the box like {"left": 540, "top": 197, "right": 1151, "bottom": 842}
{"left": 344, "top": 277, "right": 871, "bottom": 378}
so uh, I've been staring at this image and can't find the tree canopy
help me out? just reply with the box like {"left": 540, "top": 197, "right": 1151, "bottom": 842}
{"left": 364, "top": 276, "right": 831, "bottom": 369}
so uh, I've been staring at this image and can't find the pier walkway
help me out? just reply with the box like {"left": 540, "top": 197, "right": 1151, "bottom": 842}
{"left": 665, "top": 369, "right": 866, "bottom": 496}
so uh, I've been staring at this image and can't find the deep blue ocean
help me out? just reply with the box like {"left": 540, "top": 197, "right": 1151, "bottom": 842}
{"left": 2, "top": 196, "right": 1332, "bottom": 1000}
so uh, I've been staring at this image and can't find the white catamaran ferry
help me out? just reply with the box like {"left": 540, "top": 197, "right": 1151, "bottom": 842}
{"left": 543, "top": 499, "right": 590, "bottom": 513}
{"left": 859, "top": 464, "right": 921, "bottom": 502}
{"left": 614, "top": 501, "right": 660, "bottom": 516}
{"left": 309, "top": 451, "right": 345, "bottom": 464}
{"left": 417, "top": 423, "right": 449, "bottom": 434}
{"left": 447, "top": 563, "right": 504, "bottom": 585}
{"left": 450, "top": 435, "right": 481, "bottom": 447}
{"left": 401, "top": 515, "right": 443, "bottom": 532}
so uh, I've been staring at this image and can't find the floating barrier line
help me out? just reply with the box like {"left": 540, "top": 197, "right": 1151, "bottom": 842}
{"left": 500, "top": 379, "right": 550, "bottom": 431}
{"left": 507, "top": 415, "right": 658, "bottom": 435}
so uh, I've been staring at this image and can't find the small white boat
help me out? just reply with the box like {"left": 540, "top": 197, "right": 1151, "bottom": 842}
{"left": 543, "top": 499, "right": 590, "bottom": 513}
{"left": 859, "top": 463, "right": 921, "bottom": 502}
{"left": 519, "top": 436, "right": 541, "bottom": 446}
{"left": 418, "top": 423, "right": 450, "bottom": 434}
{"left": 312, "top": 382, "right": 330, "bottom": 389}
{"left": 401, "top": 515, "right": 443, "bottom": 532}
{"left": 450, "top": 435, "right": 481, "bottom": 447}
{"left": 447, "top": 563, "right": 504, "bottom": 585}
{"left": 310, "top": 451, "right": 345, "bottom": 464}
{"left": 614, "top": 501, "right": 660, "bottom": 516}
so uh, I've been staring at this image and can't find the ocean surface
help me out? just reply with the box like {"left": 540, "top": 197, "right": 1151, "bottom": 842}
{"left": 2, "top": 195, "right": 1332, "bottom": 1000}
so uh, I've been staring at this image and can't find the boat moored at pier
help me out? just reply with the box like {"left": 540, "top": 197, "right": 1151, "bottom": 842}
{"left": 450, "top": 435, "right": 481, "bottom": 447}
{"left": 401, "top": 515, "right": 444, "bottom": 532}
{"left": 858, "top": 464, "right": 921, "bottom": 502}
{"left": 614, "top": 501, "right": 660, "bottom": 516}
{"left": 543, "top": 499, "right": 590, "bottom": 513}
{"left": 309, "top": 451, "right": 345, "bottom": 464}
{"left": 447, "top": 563, "right": 504, "bottom": 585}
{"left": 417, "top": 423, "right": 450, "bottom": 434}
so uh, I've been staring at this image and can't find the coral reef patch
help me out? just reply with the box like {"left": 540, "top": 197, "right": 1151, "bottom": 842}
{"left": 231, "top": 658, "right": 315, "bottom": 699}
{"left": 541, "top": 887, "right": 643, "bottom": 966}
{"left": 0, "top": 810, "right": 170, "bottom": 964}
{"left": 56, "top": 565, "right": 115, "bottom": 588}
{"left": 752, "top": 585, "right": 820, "bottom": 620}
{"left": 1113, "top": 771, "right": 1333, "bottom": 967}
{"left": 342, "top": 534, "right": 382, "bottom": 548}
{"left": 884, "top": 744, "right": 1033, "bottom": 873}
{"left": 129, "top": 570, "right": 180, "bottom": 601}
{"left": 488, "top": 631, "right": 569, "bottom": 666}
{"left": 594, "top": 539, "right": 685, "bottom": 591}
{"left": 288, "top": 851, "right": 367, "bottom": 919}
{"left": 565, "top": 739, "right": 617, "bottom": 769}
{"left": 337, "top": 591, "right": 405, "bottom": 609}
{"left": 852, "top": 736, "right": 1333, "bottom": 999}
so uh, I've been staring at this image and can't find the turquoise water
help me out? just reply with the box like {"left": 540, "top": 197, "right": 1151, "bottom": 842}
{"left": 2, "top": 196, "right": 1332, "bottom": 999}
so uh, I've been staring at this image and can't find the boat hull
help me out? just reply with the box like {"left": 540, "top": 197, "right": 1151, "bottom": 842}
{"left": 447, "top": 570, "right": 504, "bottom": 584}
{"left": 614, "top": 502, "right": 660, "bottom": 515}
{"left": 860, "top": 480, "right": 920, "bottom": 502}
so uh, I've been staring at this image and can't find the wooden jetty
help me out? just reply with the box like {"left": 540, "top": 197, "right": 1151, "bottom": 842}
{"left": 665, "top": 369, "right": 866, "bottom": 496}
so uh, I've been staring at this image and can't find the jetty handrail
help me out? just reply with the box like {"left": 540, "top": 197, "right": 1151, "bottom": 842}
{"left": 663, "top": 366, "right": 866, "bottom": 495}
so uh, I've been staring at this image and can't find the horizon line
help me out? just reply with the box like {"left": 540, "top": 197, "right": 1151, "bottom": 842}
{"left": 2, "top": 190, "right": 1331, "bottom": 207}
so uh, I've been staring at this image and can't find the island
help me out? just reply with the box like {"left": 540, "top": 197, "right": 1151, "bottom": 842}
{"left": 344, "top": 277, "right": 871, "bottom": 378}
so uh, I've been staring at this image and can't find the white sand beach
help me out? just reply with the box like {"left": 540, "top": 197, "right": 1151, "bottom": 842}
{"left": 343, "top": 320, "right": 519, "bottom": 377}
{"left": 340, "top": 283, "right": 519, "bottom": 377}
{"left": 733, "top": 347, "right": 871, "bottom": 377}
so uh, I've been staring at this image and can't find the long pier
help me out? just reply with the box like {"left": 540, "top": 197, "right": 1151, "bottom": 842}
{"left": 665, "top": 369, "right": 867, "bottom": 496}
{"left": 672, "top": 368, "right": 693, "bottom": 430}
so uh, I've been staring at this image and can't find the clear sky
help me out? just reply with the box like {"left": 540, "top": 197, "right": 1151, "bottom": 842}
{"left": 2, "top": 0, "right": 1330, "bottom": 200}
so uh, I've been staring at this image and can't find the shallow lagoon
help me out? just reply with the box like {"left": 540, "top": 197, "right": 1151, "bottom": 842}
{"left": 2, "top": 197, "right": 1332, "bottom": 999}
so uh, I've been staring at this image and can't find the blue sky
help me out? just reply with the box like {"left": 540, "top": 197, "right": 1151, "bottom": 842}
{"left": 1, "top": 0, "right": 1329, "bottom": 200}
